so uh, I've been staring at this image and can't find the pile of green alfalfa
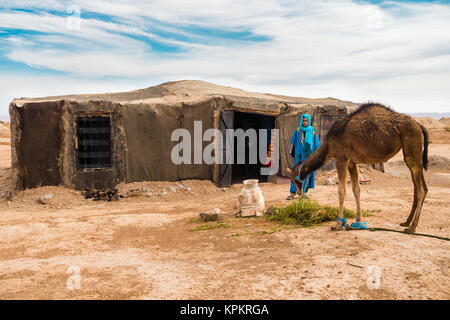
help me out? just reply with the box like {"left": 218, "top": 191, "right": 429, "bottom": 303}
{"left": 265, "top": 199, "right": 362, "bottom": 227}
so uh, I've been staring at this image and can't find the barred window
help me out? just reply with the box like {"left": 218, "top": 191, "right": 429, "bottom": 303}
{"left": 76, "top": 117, "right": 111, "bottom": 168}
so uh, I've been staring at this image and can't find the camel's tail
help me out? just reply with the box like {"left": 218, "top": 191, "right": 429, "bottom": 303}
{"left": 420, "top": 124, "right": 429, "bottom": 171}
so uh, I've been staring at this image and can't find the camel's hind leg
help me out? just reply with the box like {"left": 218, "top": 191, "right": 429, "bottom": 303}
{"left": 332, "top": 159, "right": 350, "bottom": 231}
{"left": 401, "top": 144, "right": 428, "bottom": 233}
{"left": 348, "top": 162, "right": 361, "bottom": 222}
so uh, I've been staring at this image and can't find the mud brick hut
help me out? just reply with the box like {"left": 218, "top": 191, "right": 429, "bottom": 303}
{"left": 9, "top": 80, "right": 358, "bottom": 190}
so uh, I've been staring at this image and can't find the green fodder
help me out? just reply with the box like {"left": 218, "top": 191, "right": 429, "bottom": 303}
{"left": 265, "top": 199, "right": 357, "bottom": 227}
{"left": 190, "top": 222, "right": 231, "bottom": 232}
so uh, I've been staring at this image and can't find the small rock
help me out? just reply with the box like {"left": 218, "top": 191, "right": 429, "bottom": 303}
{"left": 141, "top": 187, "right": 147, "bottom": 192}
{"left": 160, "top": 191, "right": 167, "bottom": 196}
{"left": 245, "top": 224, "right": 251, "bottom": 227}
{"left": 176, "top": 184, "right": 184, "bottom": 189}
{"left": 266, "top": 205, "right": 278, "bottom": 216}
{"left": 210, "top": 208, "right": 221, "bottom": 215}
{"left": 199, "top": 208, "right": 221, "bottom": 221}
{"left": 167, "top": 187, "right": 176, "bottom": 192}
{"left": 222, "top": 187, "right": 226, "bottom": 192}
{"left": 38, "top": 194, "right": 53, "bottom": 205}
{"left": 258, "top": 249, "right": 264, "bottom": 253}
{"left": 0, "top": 190, "right": 11, "bottom": 199}
{"left": 360, "top": 174, "right": 372, "bottom": 184}
{"left": 189, "top": 191, "right": 195, "bottom": 195}
{"left": 145, "top": 193, "right": 152, "bottom": 197}
{"left": 280, "top": 239, "right": 284, "bottom": 243}
{"left": 185, "top": 187, "right": 192, "bottom": 192}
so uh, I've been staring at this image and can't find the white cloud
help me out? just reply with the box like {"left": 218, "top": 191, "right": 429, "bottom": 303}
{"left": 0, "top": 0, "right": 449, "bottom": 115}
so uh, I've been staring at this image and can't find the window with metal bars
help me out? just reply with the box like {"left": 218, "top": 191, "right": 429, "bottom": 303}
{"left": 76, "top": 117, "right": 112, "bottom": 168}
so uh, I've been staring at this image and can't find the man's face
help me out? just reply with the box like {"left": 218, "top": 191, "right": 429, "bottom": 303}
{"left": 302, "top": 117, "right": 309, "bottom": 127}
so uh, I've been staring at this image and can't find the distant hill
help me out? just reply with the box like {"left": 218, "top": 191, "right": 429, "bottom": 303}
{"left": 408, "top": 113, "right": 450, "bottom": 120}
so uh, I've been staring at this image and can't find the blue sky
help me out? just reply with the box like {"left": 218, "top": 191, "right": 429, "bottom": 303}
{"left": 0, "top": 0, "right": 449, "bottom": 116}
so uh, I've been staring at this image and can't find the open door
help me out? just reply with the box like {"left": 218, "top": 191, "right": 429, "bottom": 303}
{"left": 219, "top": 110, "right": 234, "bottom": 187}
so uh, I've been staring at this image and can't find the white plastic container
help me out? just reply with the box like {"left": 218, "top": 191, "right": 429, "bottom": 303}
{"left": 237, "top": 179, "right": 265, "bottom": 217}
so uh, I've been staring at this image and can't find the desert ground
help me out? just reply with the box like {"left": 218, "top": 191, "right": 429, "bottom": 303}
{"left": 0, "top": 120, "right": 448, "bottom": 300}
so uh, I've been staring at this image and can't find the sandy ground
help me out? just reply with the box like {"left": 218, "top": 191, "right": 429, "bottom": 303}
{"left": 0, "top": 132, "right": 449, "bottom": 300}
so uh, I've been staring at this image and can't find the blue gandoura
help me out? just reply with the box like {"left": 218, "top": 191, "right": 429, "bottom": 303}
{"left": 289, "top": 113, "right": 321, "bottom": 198}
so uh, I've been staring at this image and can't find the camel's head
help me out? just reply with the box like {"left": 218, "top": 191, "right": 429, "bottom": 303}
{"left": 286, "top": 167, "right": 304, "bottom": 196}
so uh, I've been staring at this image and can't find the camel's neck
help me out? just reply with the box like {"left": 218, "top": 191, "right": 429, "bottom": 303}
{"left": 299, "top": 142, "right": 329, "bottom": 180}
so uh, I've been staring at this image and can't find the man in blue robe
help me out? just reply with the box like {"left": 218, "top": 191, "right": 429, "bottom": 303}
{"left": 287, "top": 113, "right": 321, "bottom": 200}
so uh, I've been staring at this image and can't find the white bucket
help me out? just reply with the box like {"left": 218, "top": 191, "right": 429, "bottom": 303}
{"left": 237, "top": 179, "right": 265, "bottom": 217}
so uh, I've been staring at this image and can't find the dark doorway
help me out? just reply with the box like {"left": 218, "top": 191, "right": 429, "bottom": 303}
{"left": 219, "top": 111, "right": 276, "bottom": 186}
{"left": 76, "top": 117, "right": 112, "bottom": 169}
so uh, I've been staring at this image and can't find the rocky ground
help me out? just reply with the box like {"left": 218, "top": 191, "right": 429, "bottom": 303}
{"left": 0, "top": 125, "right": 448, "bottom": 299}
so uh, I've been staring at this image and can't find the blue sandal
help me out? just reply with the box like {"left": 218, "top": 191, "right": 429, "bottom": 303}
{"left": 350, "top": 221, "right": 369, "bottom": 230}
{"left": 336, "top": 217, "right": 347, "bottom": 227}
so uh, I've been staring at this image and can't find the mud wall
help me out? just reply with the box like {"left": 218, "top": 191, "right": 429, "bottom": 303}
{"left": 9, "top": 97, "right": 351, "bottom": 190}
{"left": 122, "top": 103, "right": 180, "bottom": 182}
{"left": 122, "top": 98, "right": 219, "bottom": 183}
{"left": 60, "top": 101, "right": 127, "bottom": 190}
{"left": 179, "top": 98, "right": 220, "bottom": 180}
{"left": 9, "top": 101, "right": 63, "bottom": 189}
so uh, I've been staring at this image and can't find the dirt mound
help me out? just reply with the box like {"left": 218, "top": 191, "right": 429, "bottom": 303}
{"left": 12, "top": 80, "right": 358, "bottom": 107}
{"left": 0, "top": 122, "right": 10, "bottom": 138}
{"left": 428, "top": 155, "right": 450, "bottom": 170}
{"left": 415, "top": 117, "right": 445, "bottom": 130}
{"left": 439, "top": 117, "right": 450, "bottom": 127}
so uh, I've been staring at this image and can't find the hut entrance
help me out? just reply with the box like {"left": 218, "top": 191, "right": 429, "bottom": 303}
{"left": 219, "top": 111, "right": 275, "bottom": 187}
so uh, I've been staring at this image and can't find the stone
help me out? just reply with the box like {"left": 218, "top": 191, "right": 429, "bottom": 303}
{"left": 141, "top": 187, "right": 147, "bottom": 192}
{"left": 222, "top": 188, "right": 227, "bottom": 192}
{"left": 0, "top": 190, "right": 11, "bottom": 200}
{"left": 145, "top": 193, "right": 152, "bottom": 197}
{"left": 167, "top": 187, "right": 176, "bottom": 192}
{"left": 189, "top": 191, "right": 195, "bottom": 195}
{"left": 38, "top": 194, "right": 53, "bottom": 205}
{"left": 199, "top": 208, "right": 221, "bottom": 221}
{"left": 360, "top": 174, "right": 372, "bottom": 184}
{"left": 266, "top": 205, "right": 278, "bottom": 216}
{"left": 185, "top": 186, "right": 192, "bottom": 192}
{"left": 160, "top": 191, "right": 167, "bottom": 196}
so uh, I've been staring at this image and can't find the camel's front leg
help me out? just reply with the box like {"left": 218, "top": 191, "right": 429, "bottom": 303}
{"left": 332, "top": 160, "right": 349, "bottom": 231}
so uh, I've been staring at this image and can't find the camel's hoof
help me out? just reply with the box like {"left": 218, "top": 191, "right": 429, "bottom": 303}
{"left": 404, "top": 228, "right": 415, "bottom": 234}
{"left": 400, "top": 222, "right": 410, "bottom": 227}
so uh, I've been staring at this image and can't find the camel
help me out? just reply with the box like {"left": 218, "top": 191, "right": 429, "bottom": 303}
{"left": 287, "top": 103, "right": 429, "bottom": 233}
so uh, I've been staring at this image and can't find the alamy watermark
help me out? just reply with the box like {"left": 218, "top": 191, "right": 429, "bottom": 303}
{"left": 66, "top": 265, "right": 81, "bottom": 290}
{"left": 366, "top": 265, "right": 381, "bottom": 289}
{"left": 170, "top": 121, "right": 279, "bottom": 175}
{"left": 67, "top": 5, "right": 82, "bottom": 30}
